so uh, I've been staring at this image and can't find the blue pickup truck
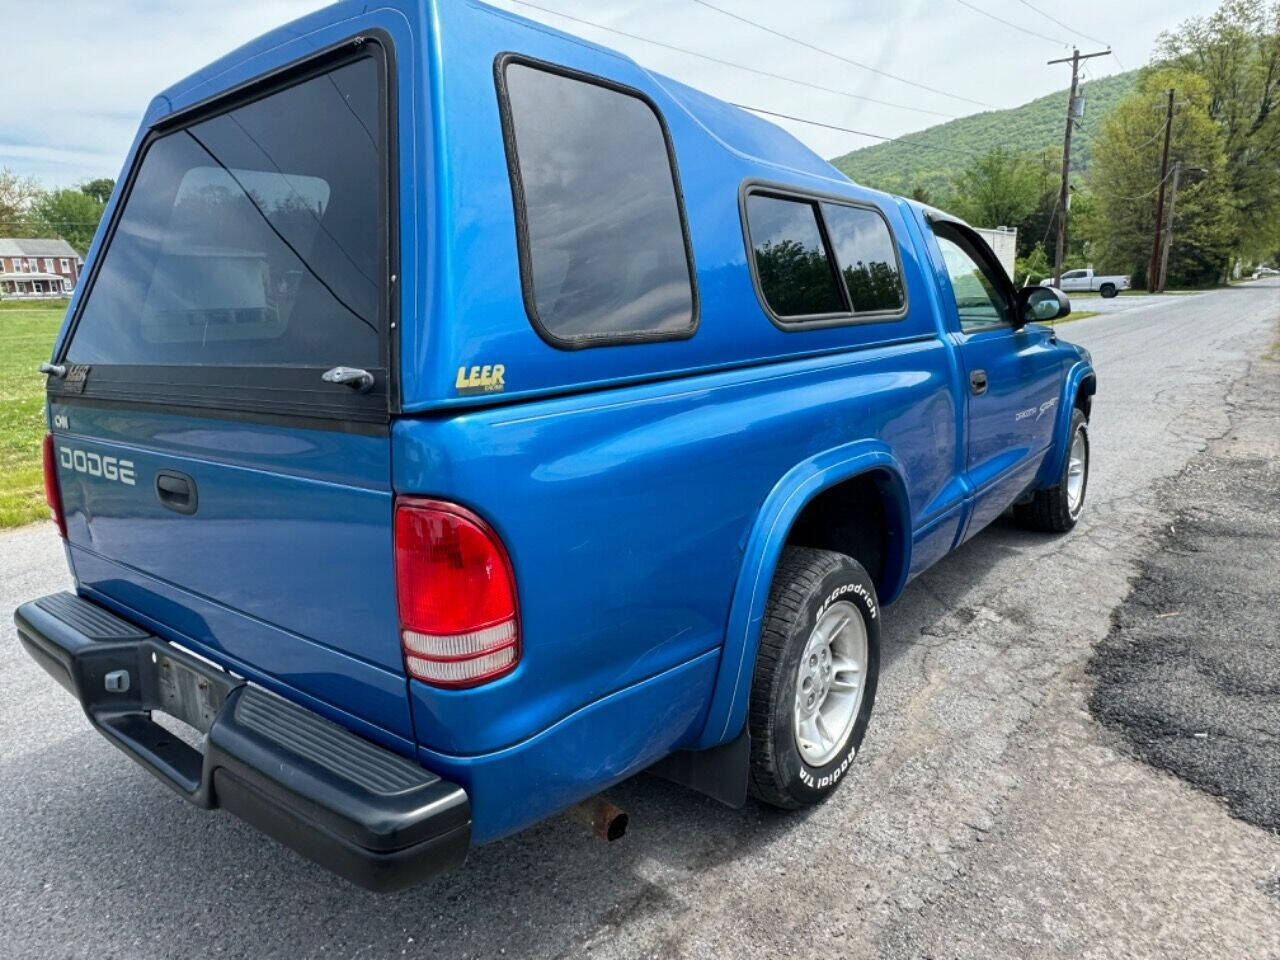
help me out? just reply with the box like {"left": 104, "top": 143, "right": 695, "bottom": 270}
{"left": 16, "top": 0, "right": 1095, "bottom": 891}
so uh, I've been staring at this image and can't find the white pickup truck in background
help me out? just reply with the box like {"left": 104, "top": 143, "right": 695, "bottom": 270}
{"left": 1043, "top": 268, "right": 1131, "bottom": 298}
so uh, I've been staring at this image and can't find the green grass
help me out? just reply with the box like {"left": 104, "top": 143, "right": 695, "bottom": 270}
{"left": 0, "top": 304, "right": 64, "bottom": 528}
{"left": 0, "top": 297, "right": 69, "bottom": 311}
{"left": 1055, "top": 310, "right": 1100, "bottom": 324}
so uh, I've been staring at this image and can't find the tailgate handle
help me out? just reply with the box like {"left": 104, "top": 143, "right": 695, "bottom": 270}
{"left": 322, "top": 366, "right": 375, "bottom": 393}
{"left": 155, "top": 471, "right": 198, "bottom": 515}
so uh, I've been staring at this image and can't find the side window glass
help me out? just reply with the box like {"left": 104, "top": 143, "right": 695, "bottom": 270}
{"left": 746, "top": 194, "right": 845, "bottom": 318}
{"left": 65, "top": 56, "right": 384, "bottom": 368}
{"left": 820, "top": 203, "right": 904, "bottom": 314}
{"left": 500, "top": 61, "right": 697, "bottom": 346}
{"left": 933, "top": 231, "right": 1012, "bottom": 332}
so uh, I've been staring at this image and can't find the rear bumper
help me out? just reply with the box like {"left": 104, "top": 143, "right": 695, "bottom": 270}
{"left": 14, "top": 592, "right": 470, "bottom": 892}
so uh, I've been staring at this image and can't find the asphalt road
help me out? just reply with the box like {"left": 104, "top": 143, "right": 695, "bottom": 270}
{"left": 1069, "top": 290, "right": 1209, "bottom": 316}
{"left": 1089, "top": 354, "right": 1280, "bottom": 833}
{"left": 2, "top": 282, "right": 1278, "bottom": 959}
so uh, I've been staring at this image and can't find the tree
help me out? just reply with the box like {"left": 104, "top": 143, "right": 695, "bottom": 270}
{"left": 948, "top": 147, "right": 1042, "bottom": 229}
{"left": 909, "top": 184, "right": 934, "bottom": 205}
{"left": 1089, "top": 69, "right": 1233, "bottom": 286}
{"left": 754, "top": 239, "right": 843, "bottom": 316}
{"left": 1014, "top": 148, "right": 1064, "bottom": 259}
{"left": 1015, "top": 244, "right": 1052, "bottom": 285}
{"left": 79, "top": 178, "right": 115, "bottom": 205}
{"left": 1156, "top": 1, "right": 1280, "bottom": 257}
{"left": 29, "top": 188, "right": 105, "bottom": 254}
{"left": 841, "top": 258, "right": 904, "bottom": 312}
{"left": 0, "top": 167, "right": 41, "bottom": 238}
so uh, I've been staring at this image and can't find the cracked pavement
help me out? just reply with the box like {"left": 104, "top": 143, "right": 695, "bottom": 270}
{"left": 1089, "top": 352, "right": 1280, "bottom": 834}
{"left": 1, "top": 282, "right": 1278, "bottom": 959}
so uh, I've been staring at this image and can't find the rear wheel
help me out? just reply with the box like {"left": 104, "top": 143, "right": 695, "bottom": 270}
{"left": 1016, "top": 407, "right": 1089, "bottom": 532}
{"left": 747, "top": 546, "right": 880, "bottom": 809}
{"left": 1099, "top": 283, "right": 1117, "bottom": 298}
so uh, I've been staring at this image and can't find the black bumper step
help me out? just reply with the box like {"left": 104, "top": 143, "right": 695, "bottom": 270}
{"left": 14, "top": 592, "right": 470, "bottom": 892}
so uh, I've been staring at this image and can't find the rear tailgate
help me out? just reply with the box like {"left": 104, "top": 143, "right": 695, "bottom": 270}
{"left": 45, "top": 43, "right": 411, "bottom": 742}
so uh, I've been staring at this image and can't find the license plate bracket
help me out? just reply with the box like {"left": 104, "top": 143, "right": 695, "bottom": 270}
{"left": 153, "top": 648, "right": 233, "bottom": 735}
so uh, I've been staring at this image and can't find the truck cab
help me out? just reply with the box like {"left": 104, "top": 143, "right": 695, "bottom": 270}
{"left": 16, "top": 0, "right": 1095, "bottom": 891}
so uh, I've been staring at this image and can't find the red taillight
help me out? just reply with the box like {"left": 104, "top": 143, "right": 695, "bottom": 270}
{"left": 42, "top": 433, "right": 67, "bottom": 539}
{"left": 394, "top": 498, "right": 519, "bottom": 688}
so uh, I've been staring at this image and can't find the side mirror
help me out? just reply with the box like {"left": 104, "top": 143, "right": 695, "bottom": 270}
{"left": 1016, "top": 285, "right": 1070, "bottom": 326}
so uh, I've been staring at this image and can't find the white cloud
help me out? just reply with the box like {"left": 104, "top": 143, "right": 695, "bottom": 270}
{"left": 3, "top": 0, "right": 328, "bottom": 185}
{"left": 4, "top": 0, "right": 1209, "bottom": 186}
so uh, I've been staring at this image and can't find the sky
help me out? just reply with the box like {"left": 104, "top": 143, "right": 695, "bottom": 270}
{"left": 3, "top": 0, "right": 1217, "bottom": 188}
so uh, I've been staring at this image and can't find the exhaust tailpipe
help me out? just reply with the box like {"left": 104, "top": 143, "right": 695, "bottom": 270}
{"left": 567, "top": 796, "right": 628, "bottom": 842}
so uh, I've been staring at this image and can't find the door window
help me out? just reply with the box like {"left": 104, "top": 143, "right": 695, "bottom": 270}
{"left": 932, "top": 227, "right": 1012, "bottom": 332}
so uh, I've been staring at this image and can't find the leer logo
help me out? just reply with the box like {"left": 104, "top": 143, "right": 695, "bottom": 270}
{"left": 455, "top": 364, "right": 506, "bottom": 395}
{"left": 59, "top": 446, "right": 136, "bottom": 486}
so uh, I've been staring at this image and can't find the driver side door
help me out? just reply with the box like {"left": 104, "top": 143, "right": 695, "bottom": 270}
{"left": 929, "top": 222, "right": 1065, "bottom": 541}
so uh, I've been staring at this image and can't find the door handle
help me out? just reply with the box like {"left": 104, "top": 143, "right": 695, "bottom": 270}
{"left": 155, "top": 470, "right": 198, "bottom": 515}
{"left": 969, "top": 370, "right": 988, "bottom": 395}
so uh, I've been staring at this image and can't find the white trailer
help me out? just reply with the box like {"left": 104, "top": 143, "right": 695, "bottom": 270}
{"left": 973, "top": 226, "right": 1017, "bottom": 280}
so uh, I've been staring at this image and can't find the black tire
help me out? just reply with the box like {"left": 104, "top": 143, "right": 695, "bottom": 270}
{"left": 1099, "top": 283, "right": 1117, "bottom": 298}
{"left": 747, "top": 546, "right": 880, "bottom": 809}
{"left": 1016, "top": 407, "right": 1089, "bottom": 532}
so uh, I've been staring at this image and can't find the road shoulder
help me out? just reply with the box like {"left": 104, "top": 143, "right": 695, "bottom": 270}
{"left": 879, "top": 339, "right": 1280, "bottom": 959}
{"left": 1089, "top": 354, "right": 1280, "bottom": 831}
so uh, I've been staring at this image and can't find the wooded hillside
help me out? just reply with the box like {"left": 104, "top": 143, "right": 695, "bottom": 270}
{"left": 829, "top": 70, "right": 1138, "bottom": 198}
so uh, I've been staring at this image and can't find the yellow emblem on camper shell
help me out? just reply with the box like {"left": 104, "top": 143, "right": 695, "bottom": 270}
{"left": 456, "top": 364, "right": 506, "bottom": 395}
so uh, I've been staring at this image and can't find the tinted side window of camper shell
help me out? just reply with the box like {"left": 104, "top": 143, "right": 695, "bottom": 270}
{"left": 745, "top": 194, "right": 845, "bottom": 319}
{"left": 820, "top": 203, "right": 905, "bottom": 314}
{"left": 498, "top": 58, "right": 697, "bottom": 348}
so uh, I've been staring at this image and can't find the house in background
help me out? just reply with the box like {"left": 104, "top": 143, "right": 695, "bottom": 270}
{"left": 0, "top": 238, "right": 84, "bottom": 299}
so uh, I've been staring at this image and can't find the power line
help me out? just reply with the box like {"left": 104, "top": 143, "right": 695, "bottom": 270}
{"left": 505, "top": 0, "right": 957, "bottom": 119}
{"left": 1132, "top": 126, "right": 1167, "bottom": 155}
{"left": 1012, "top": 0, "right": 1109, "bottom": 48}
{"left": 1114, "top": 165, "right": 1175, "bottom": 202}
{"left": 687, "top": 0, "right": 995, "bottom": 109}
{"left": 948, "top": 0, "right": 1068, "bottom": 47}
{"left": 1040, "top": 193, "right": 1061, "bottom": 250}
{"left": 728, "top": 104, "right": 981, "bottom": 160}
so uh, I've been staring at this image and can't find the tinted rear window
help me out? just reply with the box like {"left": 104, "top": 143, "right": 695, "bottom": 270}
{"left": 820, "top": 203, "right": 904, "bottom": 314}
{"left": 500, "top": 60, "right": 697, "bottom": 347}
{"left": 66, "top": 56, "right": 384, "bottom": 368}
{"left": 746, "top": 194, "right": 845, "bottom": 318}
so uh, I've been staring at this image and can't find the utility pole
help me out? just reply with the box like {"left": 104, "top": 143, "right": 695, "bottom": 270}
{"left": 1156, "top": 160, "right": 1182, "bottom": 293}
{"left": 1048, "top": 48, "right": 1111, "bottom": 286}
{"left": 1148, "top": 87, "right": 1175, "bottom": 292}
